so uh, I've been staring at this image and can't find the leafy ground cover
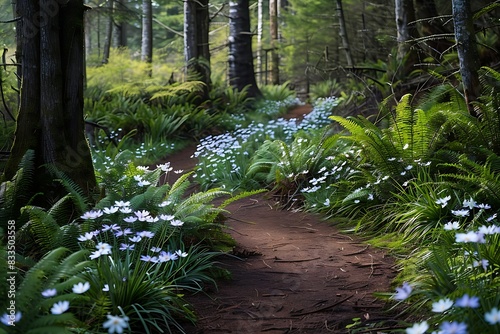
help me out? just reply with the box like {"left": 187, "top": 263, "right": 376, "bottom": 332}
{"left": 177, "top": 74, "right": 500, "bottom": 333}
{"left": 3, "top": 66, "right": 500, "bottom": 334}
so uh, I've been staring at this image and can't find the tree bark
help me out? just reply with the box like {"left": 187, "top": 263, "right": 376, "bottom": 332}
{"left": 184, "top": 0, "right": 211, "bottom": 92}
{"left": 84, "top": 0, "right": 92, "bottom": 58}
{"left": 270, "top": 0, "right": 280, "bottom": 84}
{"left": 3, "top": 0, "right": 97, "bottom": 200}
{"left": 102, "top": 0, "right": 113, "bottom": 64}
{"left": 6, "top": 0, "right": 40, "bottom": 179}
{"left": 395, "top": 0, "right": 416, "bottom": 59}
{"left": 452, "top": 0, "right": 480, "bottom": 116}
{"left": 114, "top": 0, "right": 128, "bottom": 48}
{"left": 141, "top": 0, "right": 153, "bottom": 64}
{"left": 228, "top": 0, "right": 262, "bottom": 98}
{"left": 256, "top": 0, "right": 263, "bottom": 84}
{"left": 336, "top": 0, "right": 353, "bottom": 67}
{"left": 395, "top": 0, "right": 418, "bottom": 74}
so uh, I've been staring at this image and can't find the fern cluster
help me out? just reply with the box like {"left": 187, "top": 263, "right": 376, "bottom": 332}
{"left": 0, "top": 247, "right": 91, "bottom": 334}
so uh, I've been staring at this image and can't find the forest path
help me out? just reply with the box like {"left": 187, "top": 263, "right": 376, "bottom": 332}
{"left": 163, "top": 105, "right": 398, "bottom": 333}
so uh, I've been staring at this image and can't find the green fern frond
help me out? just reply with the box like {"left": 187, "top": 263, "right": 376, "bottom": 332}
{"left": 58, "top": 223, "right": 83, "bottom": 253}
{"left": 20, "top": 206, "right": 61, "bottom": 255}
{"left": 441, "top": 153, "right": 500, "bottom": 206}
{"left": 173, "top": 189, "right": 230, "bottom": 222}
{"left": 0, "top": 150, "right": 36, "bottom": 228}
{"left": 218, "top": 189, "right": 267, "bottom": 211}
{"left": 165, "top": 171, "right": 194, "bottom": 203}
{"left": 129, "top": 183, "right": 169, "bottom": 212}
{"left": 342, "top": 188, "right": 372, "bottom": 203}
{"left": 26, "top": 316, "right": 78, "bottom": 334}
{"left": 0, "top": 247, "right": 91, "bottom": 333}
{"left": 246, "top": 140, "right": 287, "bottom": 185}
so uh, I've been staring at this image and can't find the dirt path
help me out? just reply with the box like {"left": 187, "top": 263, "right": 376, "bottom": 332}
{"left": 184, "top": 197, "right": 396, "bottom": 333}
{"left": 163, "top": 105, "right": 398, "bottom": 333}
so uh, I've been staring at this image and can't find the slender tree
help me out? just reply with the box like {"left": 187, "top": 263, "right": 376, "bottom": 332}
{"left": 452, "top": 0, "right": 480, "bottom": 116}
{"left": 270, "top": 0, "right": 280, "bottom": 84}
{"left": 395, "top": 0, "right": 418, "bottom": 74}
{"left": 115, "top": 0, "right": 129, "bottom": 48}
{"left": 3, "top": 0, "right": 97, "bottom": 200}
{"left": 228, "top": 0, "right": 261, "bottom": 98}
{"left": 184, "top": 0, "right": 211, "bottom": 93}
{"left": 256, "top": 0, "right": 263, "bottom": 84}
{"left": 84, "top": 0, "right": 93, "bottom": 58}
{"left": 336, "top": 0, "right": 353, "bottom": 67}
{"left": 141, "top": 0, "right": 153, "bottom": 63}
{"left": 102, "top": 0, "right": 114, "bottom": 64}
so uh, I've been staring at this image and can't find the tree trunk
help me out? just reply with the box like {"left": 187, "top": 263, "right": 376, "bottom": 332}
{"left": 452, "top": 0, "right": 480, "bottom": 116}
{"left": 3, "top": 0, "right": 97, "bottom": 201}
{"left": 184, "top": 0, "right": 211, "bottom": 87}
{"left": 270, "top": 0, "right": 280, "bottom": 84}
{"left": 114, "top": 0, "right": 128, "bottom": 48}
{"left": 102, "top": 0, "right": 113, "bottom": 64}
{"left": 84, "top": 0, "right": 92, "bottom": 58}
{"left": 395, "top": 0, "right": 418, "bottom": 74}
{"left": 395, "top": 0, "right": 416, "bottom": 60}
{"left": 141, "top": 0, "right": 153, "bottom": 64}
{"left": 256, "top": 0, "right": 263, "bottom": 84}
{"left": 336, "top": 0, "right": 353, "bottom": 67}
{"left": 228, "top": 0, "right": 262, "bottom": 98}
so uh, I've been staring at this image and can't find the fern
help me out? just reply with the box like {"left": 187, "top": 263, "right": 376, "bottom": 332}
{"left": 166, "top": 171, "right": 194, "bottom": 203}
{"left": 0, "top": 247, "right": 91, "bottom": 333}
{"left": 441, "top": 153, "right": 500, "bottom": 207}
{"left": 331, "top": 94, "right": 448, "bottom": 183}
{"left": 129, "top": 183, "right": 169, "bottom": 212}
{"left": 173, "top": 188, "right": 230, "bottom": 223}
{"left": 217, "top": 189, "right": 267, "bottom": 211}
{"left": 0, "top": 150, "right": 37, "bottom": 231}
{"left": 20, "top": 206, "right": 61, "bottom": 255}
{"left": 17, "top": 194, "right": 86, "bottom": 258}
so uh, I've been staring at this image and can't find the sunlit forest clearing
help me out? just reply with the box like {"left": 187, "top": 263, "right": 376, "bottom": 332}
{"left": 1, "top": 0, "right": 500, "bottom": 333}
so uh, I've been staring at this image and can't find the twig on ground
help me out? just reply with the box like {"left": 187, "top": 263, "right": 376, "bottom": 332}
{"left": 290, "top": 294, "right": 355, "bottom": 316}
{"left": 343, "top": 245, "right": 369, "bottom": 256}
{"left": 285, "top": 225, "right": 319, "bottom": 232}
{"left": 274, "top": 256, "right": 320, "bottom": 263}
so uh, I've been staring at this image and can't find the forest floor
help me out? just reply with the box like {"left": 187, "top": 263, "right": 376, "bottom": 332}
{"left": 164, "top": 105, "right": 400, "bottom": 333}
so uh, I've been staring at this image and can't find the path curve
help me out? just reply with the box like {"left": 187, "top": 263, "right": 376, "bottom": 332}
{"left": 184, "top": 196, "right": 396, "bottom": 333}
{"left": 162, "top": 105, "right": 397, "bottom": 333}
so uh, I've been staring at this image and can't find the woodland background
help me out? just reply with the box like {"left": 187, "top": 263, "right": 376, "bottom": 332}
{"left": 1, "top": 0, "right": 500, "bottom": 333}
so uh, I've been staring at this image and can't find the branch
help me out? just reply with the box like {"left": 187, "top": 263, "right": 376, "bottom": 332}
{"left": 153, "top": 18, "right": 183, "bottom": 37}
{"left": 0, "top": 17, "right": 21, "bottom": 24}
{"left": 210, "top": 3, "right": 226, "bottom": 21}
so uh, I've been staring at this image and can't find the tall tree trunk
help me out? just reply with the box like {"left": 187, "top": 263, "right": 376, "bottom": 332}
{"left": 228, "top": 0, "right": 262, "bottom": 98}
{"left": 102, "top": 0, "right": 113, "bottom": 64}
{"left": 3, "top": 0, "right": 97, "bottom": 201}
{"left": 84, "top": 0, "right": 92, "bottom": 58}
{"left": 256, "top": 0, "right": 263, "bottom": 84}
{"left": 452, "top": 0, "right": 480, "bottom": 116}
{"left": 270, "top": 0, "right": 280, "bottom": 84}
{"left": 395, "top": 0, "right": 418, "bottom": 75}
{"left": 336, "top": 0, "right": 353, "bottom": 67}
{"left": 114, "top": 0, "right": 128, "bottom": 48}
{"left": 184, "top": 0, "right": 211, "bottom": 99}
{"left": 141, "top": 0, "right": 153, "bottom": 64}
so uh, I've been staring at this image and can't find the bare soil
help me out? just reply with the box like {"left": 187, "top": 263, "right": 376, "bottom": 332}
{"left": 164, "top": 105, "right": 399, "bottom": 333}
